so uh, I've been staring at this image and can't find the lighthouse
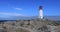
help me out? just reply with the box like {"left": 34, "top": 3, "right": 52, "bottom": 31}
{"left": 39, "top": 6, "right": 43, "bottom": 19}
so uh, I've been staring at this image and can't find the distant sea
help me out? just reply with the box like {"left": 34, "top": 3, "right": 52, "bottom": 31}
{"left": 45, "top": 16, "right": 60, "bottom": 21}
{"left": 0, "top": 16, "right": 60, "bottom": 21}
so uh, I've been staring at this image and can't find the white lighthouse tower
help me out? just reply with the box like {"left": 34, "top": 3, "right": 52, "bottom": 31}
{"left": 39, "top": 6, "right": 43, "bottom": 19}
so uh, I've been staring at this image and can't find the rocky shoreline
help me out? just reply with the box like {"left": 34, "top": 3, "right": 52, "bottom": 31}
{"left": 0, "top": 19, "right": 60, "bottom": 32}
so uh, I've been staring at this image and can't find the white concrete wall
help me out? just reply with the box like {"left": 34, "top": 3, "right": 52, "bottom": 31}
{"left": 39, "top": 9, "right": 43, "bottom": 19}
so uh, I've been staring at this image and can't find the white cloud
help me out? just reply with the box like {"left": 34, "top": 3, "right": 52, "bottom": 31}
{"left": 0, "top": 12, "right": 23, "bottom": 16}
{"left": 13, "top": 7, "right": 22, "bottom": 10}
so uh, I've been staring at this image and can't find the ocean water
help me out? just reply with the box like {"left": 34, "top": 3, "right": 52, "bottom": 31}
{"left": 0, "top": 16, "right": 60, "bottom": 21}
{"left": 45, "top": 16, "right": 60, "bottom": 21}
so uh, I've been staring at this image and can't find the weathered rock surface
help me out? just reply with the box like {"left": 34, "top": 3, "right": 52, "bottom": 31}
{"left": 0, "top": 19, "right": 60, "bottom": 32}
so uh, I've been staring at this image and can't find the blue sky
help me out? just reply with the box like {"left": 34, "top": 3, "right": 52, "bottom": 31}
{"left": 0, "top": 0, "right": 60, "bottom": 17}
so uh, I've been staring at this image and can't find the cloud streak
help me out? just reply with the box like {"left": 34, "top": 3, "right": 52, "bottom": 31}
{"left": 13, "top": 7, "right": 22, "bottom": 10}
{"left": 0, "top": 12, "right": 23, "bottom": 16}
